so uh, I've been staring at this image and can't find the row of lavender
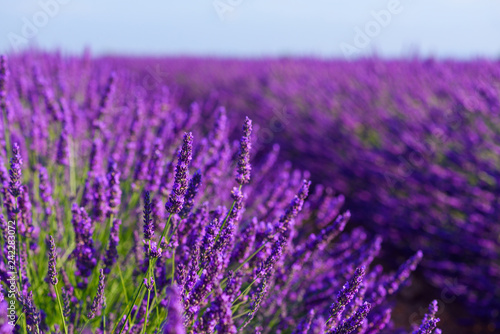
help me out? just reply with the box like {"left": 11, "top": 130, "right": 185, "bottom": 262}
{"left": 108, "top": 56, "right": 500, "bottom": 325}
{"left": 0, "top": 51, "right": 439, "bottom": 333}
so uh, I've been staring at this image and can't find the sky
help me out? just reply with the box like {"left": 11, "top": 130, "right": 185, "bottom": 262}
{"left": 0, "top": 0, "right": 499, "bottom": 59}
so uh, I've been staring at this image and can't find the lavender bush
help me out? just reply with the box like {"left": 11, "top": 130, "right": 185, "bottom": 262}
{"left": 106, "top": 57, "right": 500, "bottom": 327}
{"left": 0, "top": 52, "right": 441, "bottom": 333}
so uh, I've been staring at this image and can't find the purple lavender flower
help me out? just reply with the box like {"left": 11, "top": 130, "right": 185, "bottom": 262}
{"left": 166, "top": 132, "right": 193, "bottom": 214}
{"left": 38, "top": 165, "right": 54, "bottom": 215}
{"left": 327, "top": 267, "right": 366, "bottom": 327}
{"left": 46, "top": 235, "right": 58, "bottom": 285}
{"left": 329, "top": 302, "right": 371, "bottom": 334}
{"left": 412, "top": 300, "right": 440, "bottom": 334}
{"left": 61, "top": 287, "right": 71, "bottom": 318}
{"left": 18, "top": 185, "right": 33, "bottom": 240}
{"left": 106, "top": 158, "right": 121, "bottom": 216}
{"left": 143, "top": 191, "right": 154, "bottom": 241}
{"left": 236, "top": 116, "right": 252, "bottom": 185}
{"left": 56, "top": 122, "right": 69, "bottom": 166}
{"left": 216, "top": 291, "right": 237, "bottom": 334}
{"left": 386, "top": 250, "right": 423, "bottom": 295}
{"left": 148, "top": 241, "right": 163, "bottom": 259}
{"left": 24, "top": 291, "right": 41, "bottom": 333}
{"left": 71, "top": 206, "right": 97, "bottom": 288}
{"left": 144, "top": 277, "right": 155, "bottom": 291}
{"left": 278, "top": 179, "right": 311, "bottom": 234}
{"left": 87, "top": 269, "right": 106, "bottom": 319}
{"left": 92, "top": 176, "right": 107, "bottom": 222}
{"left": 179, "top": 169, "right": 202, "bottom": 219}
{"left": 186, "top": 253, "right": 223, "bottom": 314}
{"left": 88, "top": 138, "right": 102, "bottom": 177}
{"left": 103, "top": 219, "right": 121, "bottom": 274}
{"left": 163, "top": 285, "right": 186, "bottom": 334}
{"left": 9, "top": 143, "right": 22, "bottom": 198}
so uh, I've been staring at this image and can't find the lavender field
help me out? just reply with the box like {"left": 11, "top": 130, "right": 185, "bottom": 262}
{"left": 0, "top": 51, "right": 498, "bottom": 333}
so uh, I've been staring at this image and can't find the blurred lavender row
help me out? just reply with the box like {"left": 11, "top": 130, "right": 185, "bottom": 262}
{"left": 114, "top": 56, "right": 500, "bottom": 325}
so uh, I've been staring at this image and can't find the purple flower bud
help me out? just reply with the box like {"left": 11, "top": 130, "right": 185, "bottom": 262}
{"left": 278, "top": 179, "right": 311, "bottom": 234}
{"left": 46, "top": 235, "right": 58, "bottom": 286}
{"left": 25, "top": 291, "right": 41, "bottom": 332}
{"left": 56, "top": 122, "right": 69, "bottom": 166}
{"left": 103, "top": 219, "right": 121, "bottom": 274}
{"left": 87, "top": 269, "right": 106, "bottom": 319}
{"left": 144, "top": 277, "right": 155, "bottom": 291}
{"left": 179, "top": 170, "right": 202, "bottom": 219}
{"left": 9, "top": 143, "right": 22, "bottom": 198}
{"left": 38, "top": 165, "right": 53, "bottom": 215}
{"left": 106, "top": 158, "right": 121, "bottom": 216}
{"left": 385, "top": 250, "right": 423, "bottom": 295}
{"left": 412, "top": 300, "right": 440, "bottom": 334}
{"left": 88, "top": 139, "right": 102, "bottom": 177}
{"left": 61, "top": 287, "right": 71, "bottom": 318}
{"left": 329, "top": 302, "right": 371, "bottom": 334}
{"left": 147, "top": 241, "right": 162, "bottom": 259}
{"left": 327, "top": 267, "right": 366, "bottom": 327}
{"left": 143, "top": 191, "right": 154, "bottom": 241}
{"left": 236, "top": 116, "right": 252, "bottom": 185}
{"left": 92, "top": 176, "right": 107, "bottom": 222}
{"left": 166, "top": 132, "right": 193, "bottom": 214}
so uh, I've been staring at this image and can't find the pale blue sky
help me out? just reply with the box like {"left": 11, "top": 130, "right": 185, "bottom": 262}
{"left": 0, "top": 0, "right": 499, "bottom": 58}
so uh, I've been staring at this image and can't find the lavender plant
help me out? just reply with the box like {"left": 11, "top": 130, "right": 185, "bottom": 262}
{"left": 0, "top": 52, "right": 441, "bottom": 334}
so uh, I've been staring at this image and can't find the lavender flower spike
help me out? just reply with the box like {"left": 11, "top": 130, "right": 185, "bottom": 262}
{"left": 166, "top": 132, "right": 193, "bottom": 214}
{"left": 9, "top": 143, "right": 22, "bottom": 197}
{"left": 412, "top": 300, "right": 440, "bottom": 334}
{"left": 327, "top": 266, "right": 366, "bottom": 327}
{"left": 143, "top": 191, "right": 154, "bottom": 241}
{"left": 386, "top": 250, "right": 423, "bottom": 295}
{"left": 329, "top": 302, "right": 371, "bottom": 334}
{"left": 38, "top": 165, "right": 54, "bottom": 215}
{"left": 87, "top": 269, "right": 106, "bottom": 319}
{"left": 46, "top": 235, "right": 58, "bottom": 285}
{"left": 163, "top": 285, "right": 186, "bottom": 334}
{"left": 103, "top": 219, "right": 121, "bottom": 274}
{"left": 236, "top": 116, "right": 252, "bottom": 185}
{"left": 179, "top": 169, "right": 202, "bottom": 219}
{"left": 106, "top": 158, "right": 121, "bottom": 216}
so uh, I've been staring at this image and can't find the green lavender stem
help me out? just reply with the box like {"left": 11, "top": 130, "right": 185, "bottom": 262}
{"left": 55, "top": 283, "right": 69, "bottom": 334}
